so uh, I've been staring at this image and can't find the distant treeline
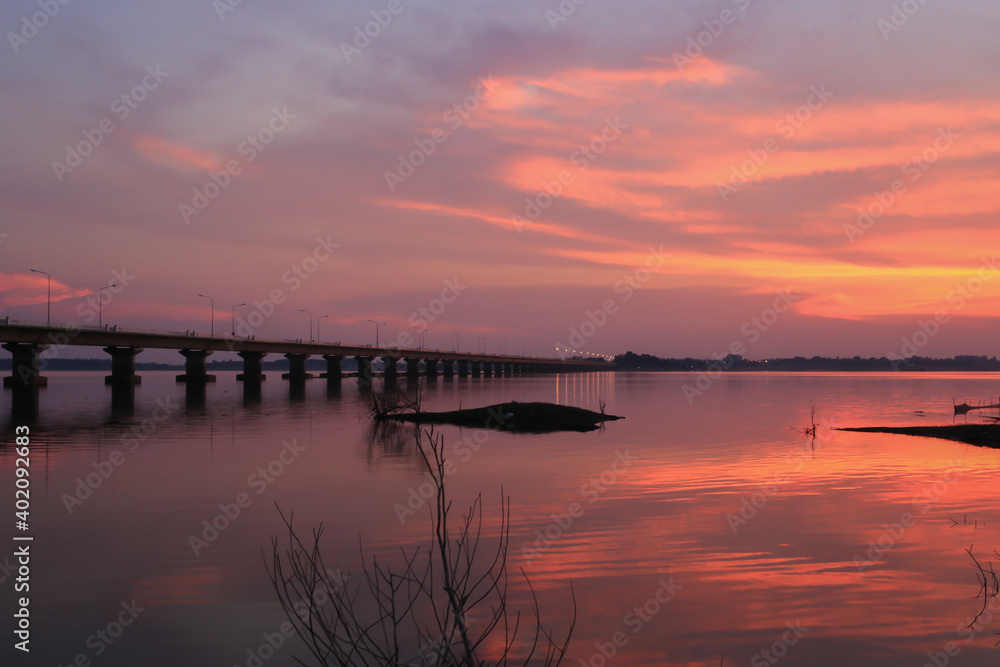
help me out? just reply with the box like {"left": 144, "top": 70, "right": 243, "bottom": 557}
{"left": 612, "top": 351, "right": 1000, "bottom": 372}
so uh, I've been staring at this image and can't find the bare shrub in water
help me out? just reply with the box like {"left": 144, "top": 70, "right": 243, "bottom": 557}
{"left": 267, "top": 428, "right": 575, "bottom": 666}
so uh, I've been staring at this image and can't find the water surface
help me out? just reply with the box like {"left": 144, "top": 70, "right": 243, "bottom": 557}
{"left": 3, "top": 371, "right": 1000, "bottom": 666}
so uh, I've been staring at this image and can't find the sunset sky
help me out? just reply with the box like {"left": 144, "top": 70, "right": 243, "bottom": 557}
{"left": 2, "top": 0, "right": 999, "bottom": 359}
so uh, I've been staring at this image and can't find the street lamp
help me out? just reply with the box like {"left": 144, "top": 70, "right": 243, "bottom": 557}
{"left": 414, "top": 326, "right": 426, "bottom": 350}
{"left": 451, "top": 331, "right": 460, "bottom": 353}
{"left": 300, "top": 309, "right": 313, "bottom": 341}
{"left": 317, "top": 314, "right": 330, "bottom": 341}
{"left": 368, "top": 319, "right": 385, "bottom": 348}
{"left": 231, "top": 303, "right": 246, "bottom": 335}
{"left": 30, "top": 269, "right": 50, "bottom": 325}
{"left": 478, "top": 336, "right": 486, "bottom": 353}
{"left": 98, "top": 284, "right": 117, "bottom": 328}
{"left": 198, "top": 294, "right": 214, "bottom": 337}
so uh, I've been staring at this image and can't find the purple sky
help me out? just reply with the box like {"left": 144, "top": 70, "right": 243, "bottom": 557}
{"left": 2, "top": 0, "right": 1000, "bottom": 360}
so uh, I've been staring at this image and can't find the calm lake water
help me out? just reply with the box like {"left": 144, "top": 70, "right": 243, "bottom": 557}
{"left": 4, "top": 371, "right": 1000, "bottom": 666}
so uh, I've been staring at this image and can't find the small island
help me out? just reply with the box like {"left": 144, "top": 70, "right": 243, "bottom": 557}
{"left": 840, "top": 424, "right": 1000, "bottom": 448}
{"left": 386, "top": 401, "right": 623, "bottom": 433}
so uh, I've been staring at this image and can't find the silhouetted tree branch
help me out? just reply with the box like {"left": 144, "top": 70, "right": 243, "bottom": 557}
{"left": 267, "top": 427, "right": 575, "bottom": 666}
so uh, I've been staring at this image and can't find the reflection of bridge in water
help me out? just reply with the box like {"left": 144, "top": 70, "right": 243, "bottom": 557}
{"left": 1, "top": 321, "right": 611, "bottom": 418}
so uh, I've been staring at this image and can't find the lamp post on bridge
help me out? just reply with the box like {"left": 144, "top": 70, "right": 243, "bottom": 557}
{"left": 98, "top": 283, "right": 117, "bottom": 328}
{"left": 368, "top": 319, "right": 385, "bottom": 348}
{"left": 317, "top": 314, "right": 329, "bottom": 342}
{"left": 450, "top": 331, "right": 460, "bottom": 353}
{"left": 231, "top": 303, "right": 246, "bottom": 335}
{"left": 414, "top": 326, "right": 426, "bottom": 350}
{"left": 478, "top": 336, "right": 486, "bottom": 354}
{"left": 30, "top": 269, "right": 51, "bottom": 325}
{"left": 300, "top": 309, "right": 313, "bottom": 342}
{"left": 198, "top": 294, "right": 214, "bottom": 337}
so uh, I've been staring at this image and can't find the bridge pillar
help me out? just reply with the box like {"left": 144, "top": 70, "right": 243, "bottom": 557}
{"left": 3, "top": 342, "right": 50, "bottom": 388}
{"left": 442, "top": 360, "right": 454, "bottom": 378}
{"left": 356, "top": 356, "right": 373, "bottom": 386}
{"left": 481, "top": 362, "right": 492, "bottom": 377}
{"left": 321, "top": 355, "right": 343, "bottom": 380}
{"left": 471, "top": 361, "right": 481, "bottom": 378}
{"left": 457, "top": 360, "right": 469, "bottom": 377}
{"left": 383, "top": 356, "right": 398, "bottom": 381}
{"left": 237, "top": 351, "right": 267, "bottom": 381}
{"left": 425, "top": 359, "right": 438, "bottom": 378}
{"left": 282, "top": 353, "right": 314, "bottom": 380}
{"left": 405, "top": 358, "right": 421, "bottom": 378}
{"left": 177, "top": 349, "right": 216, "bottom": 383}
{"left": 104, "top": 346, "right": 142, "bottom": 385}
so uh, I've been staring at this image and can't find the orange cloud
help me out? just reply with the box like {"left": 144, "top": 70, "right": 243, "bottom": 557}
{"left": 131, "top": 134, "right": 222, "bottom": 172}
{"left": 380, "top": 198, "right": 627, "bottom": 246}
{"left": 0, "top": 273, "right": 90, "bottom": 309}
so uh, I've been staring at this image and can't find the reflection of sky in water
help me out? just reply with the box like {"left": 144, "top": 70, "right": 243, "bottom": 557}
{"left": 3, "top": 371, "right": 1000, "bottom": 665}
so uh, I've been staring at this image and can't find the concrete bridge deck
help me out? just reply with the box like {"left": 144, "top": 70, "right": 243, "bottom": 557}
{"left": 0, "top": 320, "right": 609, "bottom": 389}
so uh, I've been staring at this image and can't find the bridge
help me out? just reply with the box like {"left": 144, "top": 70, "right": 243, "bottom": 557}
{"left": 0, "top": 320, "right": 610, "bottom": 389}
